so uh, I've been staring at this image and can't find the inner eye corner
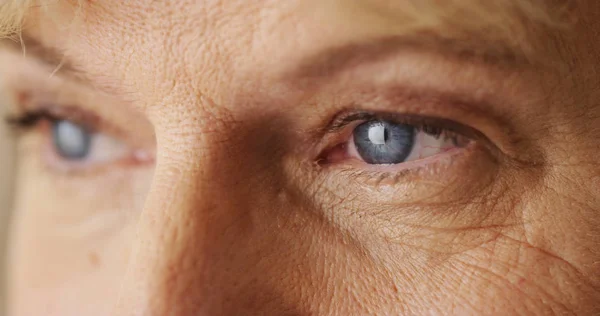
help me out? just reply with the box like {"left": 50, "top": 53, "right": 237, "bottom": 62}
{"left": 315, "top": 141, "right": 348, "bottom": 166}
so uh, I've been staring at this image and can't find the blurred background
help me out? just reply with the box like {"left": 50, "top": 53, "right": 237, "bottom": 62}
{"left": 0, "top": 101, "right": 15, "bottom": 313}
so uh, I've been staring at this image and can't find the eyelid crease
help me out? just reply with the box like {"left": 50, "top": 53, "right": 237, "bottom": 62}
{"left": 326, "top": 111, "right": 375, "bottom": 132}
{"left": 326, "top": 110, "right": 490, "bottom": 144}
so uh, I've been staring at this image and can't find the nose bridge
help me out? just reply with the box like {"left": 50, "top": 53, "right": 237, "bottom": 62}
{"left": 115, "top": 127, "right": 247, "bottom": 315}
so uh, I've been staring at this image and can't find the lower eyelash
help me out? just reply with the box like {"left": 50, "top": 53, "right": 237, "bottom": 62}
{"left": 326, "top": 164, "right": 416, "bottom": 188}
{"left": 325, "top": 143, "right": 474, "bottom": 188}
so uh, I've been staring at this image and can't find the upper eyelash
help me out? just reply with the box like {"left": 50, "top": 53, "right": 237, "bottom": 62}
{"left": 5, "top": 110, "right": 60, "bottom": 129}
{"left": 326, "top": 110, "right": 474, "bottom": 140}
{"left": 327, "top": 112, "right": 375, "bottom": 132}
{"left": 5, "top": 107, "right": 100, "bottom": 133}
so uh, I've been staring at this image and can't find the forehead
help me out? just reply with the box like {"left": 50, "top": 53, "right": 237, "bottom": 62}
{"left": 34, "top": 0, "right": 564, "bottom": 52}
{"left": 17, "top": 0, "right": 568, "bottom": 112}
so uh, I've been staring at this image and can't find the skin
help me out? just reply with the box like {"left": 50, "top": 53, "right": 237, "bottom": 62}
{"left": 2, "top": 0, "right": 600, "bottom": 315}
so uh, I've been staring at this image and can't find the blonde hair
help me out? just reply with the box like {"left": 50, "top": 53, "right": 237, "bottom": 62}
{"left": 0, "top": 0, "right": 34, "bottom": 39}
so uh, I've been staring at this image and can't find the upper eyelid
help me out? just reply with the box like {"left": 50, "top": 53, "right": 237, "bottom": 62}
{"left": 326, "top": 111, "right": 375, "bottom": 132}
{"left": 326, "top": 110, "right": 488, "bottom": 142}
{"left": 7, "top": 101, "right": 102, "bottom": 130}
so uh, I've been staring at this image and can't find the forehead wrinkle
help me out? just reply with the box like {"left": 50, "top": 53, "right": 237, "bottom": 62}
{"left": 6, "top": 0, "right": 574, "bottom": 101}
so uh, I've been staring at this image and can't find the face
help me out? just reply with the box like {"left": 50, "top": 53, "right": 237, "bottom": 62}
{"left": 2, "top": 0, "right": 600, "bottom": 315}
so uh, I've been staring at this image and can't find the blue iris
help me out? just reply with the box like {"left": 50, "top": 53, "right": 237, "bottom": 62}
{"left": 52, "top": 120, "right": 92, "bottom": 160}
{"left": 353, "top": 120, "right": 415, "bottom": 164}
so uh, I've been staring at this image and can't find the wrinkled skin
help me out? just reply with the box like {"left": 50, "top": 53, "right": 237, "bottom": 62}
{"left": 2, "top": 0, "right": 600, "bottom": 315}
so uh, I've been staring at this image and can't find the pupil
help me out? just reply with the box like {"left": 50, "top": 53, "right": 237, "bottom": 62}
{"left": 52, "top": 120, "right": 92, "bottom": 160}
{"left": 353, "top": 120, "right": 415, "bottom": 164}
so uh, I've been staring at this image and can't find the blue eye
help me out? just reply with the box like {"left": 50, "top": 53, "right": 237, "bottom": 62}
{"left": 8, "top": 108, "right": 149, "bottom": 170}
{"left": 52, "top": 120, "right": 92, "bottom": 160}
{"left": 353, "top": 120, "right": 415, "bottom": 164}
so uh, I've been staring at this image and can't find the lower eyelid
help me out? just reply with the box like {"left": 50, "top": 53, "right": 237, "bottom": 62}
{"left": 340, "top": 145, "right": 468, "bottom": 173}
{"left": 322, "top": 142, "right": 482, "bottom": 191}
{"left": 41, "top": 142, "right": 153, "bottom": 175}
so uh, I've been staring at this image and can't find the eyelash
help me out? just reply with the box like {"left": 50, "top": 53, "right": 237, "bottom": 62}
{"left": 326, "top": 111, "right": 479, "bottom": 137}
{"left": 6, "top": 107, "right": 99, "bottom": 132}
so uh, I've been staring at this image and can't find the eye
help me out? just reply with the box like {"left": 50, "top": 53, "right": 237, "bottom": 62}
{"left": 319, "top": 112, "right": 475, "bottom": 168}
{"left": 349, "top": 119, "right": 465, "bottom": 165}
{"left": 7, "top": 108, "right": 151, "bottom": 171}
{"left": 48, "top": 118, "right": 134, "bottom": 169}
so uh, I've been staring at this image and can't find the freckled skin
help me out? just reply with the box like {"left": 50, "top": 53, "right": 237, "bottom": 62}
{"left": 3, "top": 0, "right": 600, "bottom": 315}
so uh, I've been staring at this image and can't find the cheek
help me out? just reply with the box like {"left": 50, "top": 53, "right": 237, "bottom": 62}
{"left": 202, "top": 210, "right": 403, "bottom": 315}
{"left": 7, "top": 145, "right": 152, "bottom": 315}
{"left": 437, "top": 234, "right": 597, "bottom": 315}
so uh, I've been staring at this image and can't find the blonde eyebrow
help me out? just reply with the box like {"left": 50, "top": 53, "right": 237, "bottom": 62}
{"left": 343, "top": 0, "right": 572, "bottom": 38}
{"left": 289, "top": 34, "right": 529, "bottom": 80}
{"left": 1, "top": 35, "right": 125, "bottom": 97}
{"left": 288, "top": 0, "right": 572, "bottom": 79}
{"left": 0, "top": 0, "right": 572, "bottom": 89}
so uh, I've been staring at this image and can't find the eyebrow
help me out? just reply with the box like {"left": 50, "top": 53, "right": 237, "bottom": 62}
{"left": 1, "top": 36, "right": 124, "bottom": 96}
{"left": 4, "top": 29, "right": 552, "bottom": 94}
{"left": 288, "top": 0, "right": 571, "bottom": 80}
{"left": 287, "top": 33, "right": 538, "bottom": 80}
